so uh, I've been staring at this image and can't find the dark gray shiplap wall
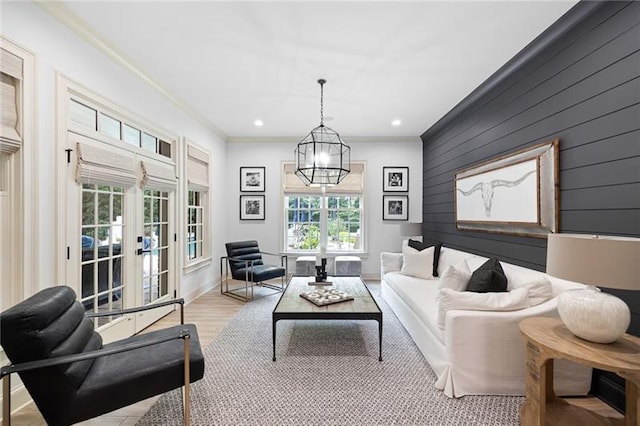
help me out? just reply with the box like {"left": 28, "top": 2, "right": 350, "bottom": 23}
{"left": 420, "top": 0, "right": 639, "bottom": 409}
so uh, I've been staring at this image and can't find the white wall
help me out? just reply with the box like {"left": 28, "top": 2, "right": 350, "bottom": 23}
{"left": 226, "top": 139, "right": 422, "bottom": 277}
{"left": 3, "top": 2, "right": 227, "bottom": 299}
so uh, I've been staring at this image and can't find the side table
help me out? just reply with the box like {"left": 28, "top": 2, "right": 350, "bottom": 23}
{"left": 519, "top": 317, "right": 640, "bottom": 426}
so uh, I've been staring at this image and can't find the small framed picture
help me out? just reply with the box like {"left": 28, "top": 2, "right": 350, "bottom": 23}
{"left": 240, "top": 195, "right": 265, "bottom": 220}
{"left": 240, "top": 166, "right": 265, "bottom": 192}
{"left": 383, "top": 167, "right": 409, "bottom": 192}
{"left": 383, "top": 195, "right": 408, "bottom": 221}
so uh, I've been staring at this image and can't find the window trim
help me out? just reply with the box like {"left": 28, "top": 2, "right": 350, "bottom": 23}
{"left": 182, "top": 138, "right": 211, "bottom": 272}
{"left": 282, "top": 161, "right": 366, "bottom": 255}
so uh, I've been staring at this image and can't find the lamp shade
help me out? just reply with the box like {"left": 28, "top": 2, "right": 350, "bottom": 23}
{"left": 400, "top": 222, "right": 422, "bottom": 237}
{"left": 546, "top": 233, "right": 640, "bottom": 343}
{"left": 546, "top": 233, "right": 640, "bottom": 290}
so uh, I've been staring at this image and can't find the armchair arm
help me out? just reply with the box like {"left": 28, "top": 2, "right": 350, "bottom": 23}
{"left": 86, "top": 298, "right": 186, "bottom": 324}
{"left": 0, "top": 328, "right": 192, "bottom": 378}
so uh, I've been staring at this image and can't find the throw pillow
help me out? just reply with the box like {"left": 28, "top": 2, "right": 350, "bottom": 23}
{"left": 503, "top": 265, "right": 553, "bottom": 306}
{"left": 437, "top": 287, "right": 530, "bottom": 330}
{"left": 438, "top": 261, "right": 472, "bottom": 294}
{"left": 407, "top": 239, "right": 443, "bottom": 279}
{"left": 466, "top": 257, "right": 507, "bottom": 293}
{"left": 400, "top": 245, "right": 436, "bottom": 280}
{"left": 432, "top": 243, "right": 443, "bottom": 277}
{"left": 408, "top": 239, "right": 430, "bottom": 251}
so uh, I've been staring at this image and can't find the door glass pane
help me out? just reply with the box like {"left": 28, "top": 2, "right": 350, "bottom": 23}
{"left": 81, "top": 184, "right": 124, "bottom": 327}
{"left": 143, "top": 190, "right": 169, "bottom": 304}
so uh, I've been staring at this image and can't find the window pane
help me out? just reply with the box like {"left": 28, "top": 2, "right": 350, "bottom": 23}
{"left": 99, "top": 113, "right": 121, "bottom": 140}
{"left": 122, "top": 124, "right": 141, "bottom": 146}
{"left": 159, "top": 140, "right": 171, "bottom": 158}
{"left": 141, "top": 132, "right": 157, "bottom": 152}
{"left": 70, "top": 99, "right": 97, "bottom": 130}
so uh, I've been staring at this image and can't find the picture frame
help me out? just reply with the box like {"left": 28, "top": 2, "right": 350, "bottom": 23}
{"left": 240, "top": 166, "right": 265, "bottom": 192}
{"left": 383, "top": 167, "right": 409, "bottom": 192}
{"left": 383, "top": 195, "right": 408, "bottom": 221}
{"left": 454, "top": 139, "right": 559, "bottom": 238}
{"left": 240, "top": 195, "right": 265, "bottom": 220}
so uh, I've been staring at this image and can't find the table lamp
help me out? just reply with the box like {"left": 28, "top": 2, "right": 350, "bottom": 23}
{"left": 400, "top": 222, "right": 422, "bottom": 239}
{"left": 546, "top": 233, "right": 640, "bottom": 343}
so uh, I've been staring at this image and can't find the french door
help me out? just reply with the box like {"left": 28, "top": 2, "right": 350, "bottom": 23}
{"left": 67, "top": 132, "right": 175, "bottom": 342}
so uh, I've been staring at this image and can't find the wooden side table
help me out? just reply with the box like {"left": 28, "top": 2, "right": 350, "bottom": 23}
{"left": 519, "top": 317, "right": 640, "bottom": 426}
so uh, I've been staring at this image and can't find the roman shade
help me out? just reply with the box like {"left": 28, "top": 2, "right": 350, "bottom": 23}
{"left": 140, "top": 158, "right": 177, "bottom": 192}
{"left": 186, "top": 143, "right": 209, "bottom": 191}
{"left": 75, "top": 139, "right": 137, "bottom": 188}
{"left": 1, "top": 47, "right": 22, "bottom": 153}
{"left": 283, "top": 162, "right": 364, "bottom": 194}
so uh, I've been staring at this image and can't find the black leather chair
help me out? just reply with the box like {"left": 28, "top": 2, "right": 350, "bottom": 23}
{"left": 221, "top": 240, "right": 287, "bottom": 301}
{"left": 0, "top": 286, "right": 205, "bottom": 426}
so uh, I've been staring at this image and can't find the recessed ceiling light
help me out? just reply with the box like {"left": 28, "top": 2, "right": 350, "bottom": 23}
{"left": 391, "top": 119, "right": 402, "bottom": 127}
{"left": 254, "top": 119, "right": 264, "bottom": 127}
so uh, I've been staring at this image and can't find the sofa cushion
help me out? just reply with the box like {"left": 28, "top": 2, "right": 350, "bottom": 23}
{"left": 466, "top": 258, "right": 507, "bottom": 293}
{"left": 400, "top": 245, "right": 436, "bottom": 280}
{"left": 408, "top": 239, "right": 430, "bottom": 251}
{"left": 384, "top": 271, "right": 443, "bottom": 343}
{"left": 437, "top": 287, "right": 530, "bottom": 330}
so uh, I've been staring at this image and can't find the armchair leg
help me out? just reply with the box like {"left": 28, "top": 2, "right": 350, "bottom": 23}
{"left": 3, "top": 375, "right": 10, "bottom": 426}
{"left": 183, "top": 334, "right": 191, "bottom": 426}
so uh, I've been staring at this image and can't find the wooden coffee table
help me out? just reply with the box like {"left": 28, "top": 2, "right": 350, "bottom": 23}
{"left": 272, "top": 275, "right": 383, "bottom": 361}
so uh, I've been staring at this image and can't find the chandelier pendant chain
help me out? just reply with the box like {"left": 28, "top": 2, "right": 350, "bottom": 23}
{"left": 318, "top": 78, "right": 325, "bottom": 127}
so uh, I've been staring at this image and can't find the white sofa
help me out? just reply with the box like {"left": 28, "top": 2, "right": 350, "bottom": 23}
{"left": 380, "top": 244, "right": 592, "bottom": 398}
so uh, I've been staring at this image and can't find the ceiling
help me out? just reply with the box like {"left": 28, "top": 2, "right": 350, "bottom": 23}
{"left": 47, "top": 1, "right": 578, "bottom": 141}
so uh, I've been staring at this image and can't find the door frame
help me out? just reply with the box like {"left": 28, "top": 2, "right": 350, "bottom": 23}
{"left": 56, "top": 75, "right": 178, "bottom": 342}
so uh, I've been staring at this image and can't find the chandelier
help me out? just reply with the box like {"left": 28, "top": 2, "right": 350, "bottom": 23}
{"left": 295, "top": 79, "right": 350, "bottom": 186}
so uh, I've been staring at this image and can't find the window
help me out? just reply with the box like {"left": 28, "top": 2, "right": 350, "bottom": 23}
{"left": 187, "top": 190, "right": 204, "bottom": 260}
{"left": 184, "top": 141, "right": 210, "bottom": 266}
{"left": 69, "top": 99, "right": 171, "bottom": 158}
{"left": 283, "top": 163, "right": 364, "bottom": 253}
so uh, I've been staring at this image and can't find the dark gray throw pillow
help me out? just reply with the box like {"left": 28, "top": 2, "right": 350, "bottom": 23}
{"left": 433, "top": 243, "right": 443, "bottom": 277}
{"left": 466, "top": 257, "right": 507, "bottom": 293}
{"left": 408, "top": 239, "right": 430, "bottom": 251}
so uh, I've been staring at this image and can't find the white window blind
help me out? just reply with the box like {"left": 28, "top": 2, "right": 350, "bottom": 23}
{"left": 283, "top": 162, "right": 364, "bottom": 194}
{"left": 140, "top": 159, "right": 177, "bottom": 192}
{"left": 186, "top": 144, "right": 209, "bottom": 191}
{"left": 1, "top": 47, "right": 22, "bottom": 152}
{"left": 75, "top": 140, "right": 137, "bottom": 187}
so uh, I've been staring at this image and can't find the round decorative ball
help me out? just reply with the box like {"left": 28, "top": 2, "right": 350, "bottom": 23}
{"left": 557, "top": 286, "right": 630, "bottom": 344}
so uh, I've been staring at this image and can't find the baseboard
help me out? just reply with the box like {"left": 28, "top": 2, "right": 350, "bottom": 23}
{"left": 182, "top": 279, "right": 217, "bottom": 305}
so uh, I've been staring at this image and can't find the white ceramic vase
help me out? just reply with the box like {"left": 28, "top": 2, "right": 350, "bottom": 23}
{"left": 557, "top": 286, "right": 630, "bottom": 344}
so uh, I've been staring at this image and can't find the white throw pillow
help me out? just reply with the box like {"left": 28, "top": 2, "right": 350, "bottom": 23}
{"left": 438, "top": 261, "right": 472, "bottom": 293}
{"left": 437, "top": 287, "right": 530, "bottom": 330}
{"left": 400, "top": 245, "right": 435, "bottom": 280}
{"left": 504, "top": 266, "right": 553, "bottom": 306}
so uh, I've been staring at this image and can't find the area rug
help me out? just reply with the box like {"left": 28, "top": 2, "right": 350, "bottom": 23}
{"left": 137, "top": 286, "right": 524, "bottom": 425}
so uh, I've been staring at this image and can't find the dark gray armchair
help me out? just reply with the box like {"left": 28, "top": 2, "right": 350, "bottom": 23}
{"left": 0, "top": 286, "right": 205, "bottom": 426}
{"left": 221, "top": 240, "right": 287, "bottom": 301}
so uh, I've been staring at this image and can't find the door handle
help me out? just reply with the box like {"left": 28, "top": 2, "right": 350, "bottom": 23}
{"left": 136, "top": 248, "right": 152, "bottom": 255}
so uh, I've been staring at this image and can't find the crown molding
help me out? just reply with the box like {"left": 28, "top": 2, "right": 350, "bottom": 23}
{"left": 227, "top": 135, "right": 422, "bottom": 144}
{"left": 34, "top": 1, "right": 228, "bottom": 142}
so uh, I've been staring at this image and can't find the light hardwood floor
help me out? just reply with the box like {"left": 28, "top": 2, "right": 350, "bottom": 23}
{"left": 9, "top": 282, "right": 622, "bottom": 425}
